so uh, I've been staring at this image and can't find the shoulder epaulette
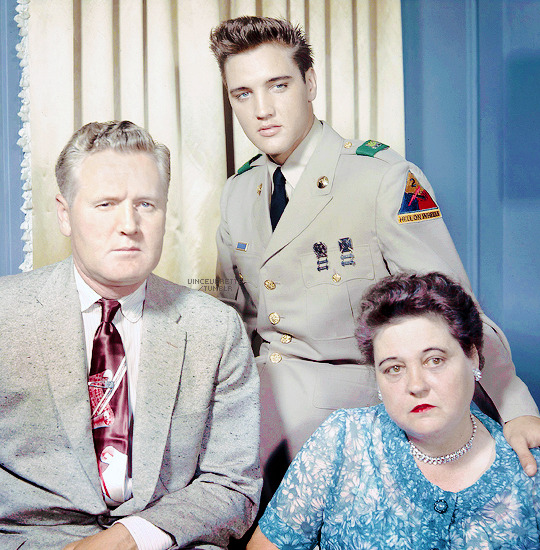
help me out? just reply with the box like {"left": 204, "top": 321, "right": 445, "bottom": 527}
{"left": 356, "top": 140, "right": 389, "bottom": 157}
{"left": 237, "top": 153, "right": 262, "bottom": 175}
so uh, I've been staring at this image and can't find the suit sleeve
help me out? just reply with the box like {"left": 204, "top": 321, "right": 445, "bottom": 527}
{"left": 375, "top": 160, "right": 539, "bottom": 421}
{"left": 215, "top": 175, "right": 259, "bottom": 342}
{"left": 134, "top": 307, "right": 261, "bottom": 548}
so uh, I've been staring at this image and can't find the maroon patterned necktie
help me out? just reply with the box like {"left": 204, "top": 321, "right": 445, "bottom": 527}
{"left": 88, "top": 298, "right": 131, "bottom": 505}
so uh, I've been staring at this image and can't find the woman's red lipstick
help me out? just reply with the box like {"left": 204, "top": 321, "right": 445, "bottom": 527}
{"left": 411, "top": 404, "right": 434, "bottom": 413}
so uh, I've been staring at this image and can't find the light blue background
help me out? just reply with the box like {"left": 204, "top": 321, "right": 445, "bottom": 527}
{"left": 402, "top": 0, "right": 540, "bottom": 406}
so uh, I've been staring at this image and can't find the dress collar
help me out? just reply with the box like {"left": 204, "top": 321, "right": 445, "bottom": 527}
{"left": 377, "top": 403, "right": 505, "bottom": 512}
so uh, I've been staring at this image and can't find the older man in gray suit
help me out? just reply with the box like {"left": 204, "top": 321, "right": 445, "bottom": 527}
{"left": 0, "top": 121, "right": 261, "bottom": 550}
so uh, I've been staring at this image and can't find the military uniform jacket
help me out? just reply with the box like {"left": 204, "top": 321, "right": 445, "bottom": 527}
{"left": 216, "top": 121, "right": 538, "bottom": 463}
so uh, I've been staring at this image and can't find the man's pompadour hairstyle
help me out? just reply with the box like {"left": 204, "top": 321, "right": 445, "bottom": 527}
{"left": 210, "top": 15, "right": 314, "bottom": 82}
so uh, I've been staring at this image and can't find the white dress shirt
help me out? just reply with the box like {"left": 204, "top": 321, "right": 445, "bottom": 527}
{"left": 75, "top": 268, "right": 174, "bottom": 550}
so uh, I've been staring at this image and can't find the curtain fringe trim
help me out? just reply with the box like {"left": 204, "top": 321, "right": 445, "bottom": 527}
{"left": 15, "top": 0, "right": 32, "bottom": 272}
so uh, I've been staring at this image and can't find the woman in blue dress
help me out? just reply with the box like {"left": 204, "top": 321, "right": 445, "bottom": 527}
{"left": 248, "top": 272, "right": 540, "bottom": 549}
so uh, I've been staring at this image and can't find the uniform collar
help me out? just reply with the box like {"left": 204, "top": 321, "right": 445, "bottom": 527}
{"left": 266, "top": 118, "right": 323, "bottom": 190}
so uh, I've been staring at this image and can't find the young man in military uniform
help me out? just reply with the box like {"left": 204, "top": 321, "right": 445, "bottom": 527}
{"left": 210, "top": 16, "right": 540, "bottom": 498}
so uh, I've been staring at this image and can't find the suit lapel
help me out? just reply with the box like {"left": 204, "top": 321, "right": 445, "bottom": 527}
{"left": 34, "top": 259, "right": 104, "bottom": 506}
{"left": 261, "top": 123, "right": 343, "bottom": 266}
{"left": 128, "top": 275, "right": 186, "bottom": 509}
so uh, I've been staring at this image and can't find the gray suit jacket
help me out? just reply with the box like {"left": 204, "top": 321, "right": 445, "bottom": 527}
{"left": 216, "top": 121, "right": 538, "bottom": 466}
{"left": 0, "top": 258, "right": 261, "bottom": 549}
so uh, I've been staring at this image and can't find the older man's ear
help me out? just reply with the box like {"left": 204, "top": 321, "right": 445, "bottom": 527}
{"left": 56, "top": 193, "right": 73, "bottom": 237}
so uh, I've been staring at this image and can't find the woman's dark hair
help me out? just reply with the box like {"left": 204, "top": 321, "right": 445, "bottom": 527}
{"left": 356, "top": 272, "right": 484, "bottom": 368}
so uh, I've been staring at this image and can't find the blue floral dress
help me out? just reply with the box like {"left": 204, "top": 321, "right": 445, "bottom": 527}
{"left": 259, "top": 405, "right": 540, "bottom": 549}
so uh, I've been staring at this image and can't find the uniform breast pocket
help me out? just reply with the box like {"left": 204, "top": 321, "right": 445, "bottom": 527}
{"left": 300, "top": 245, "right": 375, "bottom": 340}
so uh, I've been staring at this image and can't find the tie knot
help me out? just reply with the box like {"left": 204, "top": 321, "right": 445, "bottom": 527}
{"left": 273, "top": 167, "right": 286, "bottom": 189}
{"left": 98, "top": 298, "right": 121, "bottom": 324}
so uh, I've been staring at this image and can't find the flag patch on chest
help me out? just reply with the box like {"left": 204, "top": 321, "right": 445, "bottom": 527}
{"left": 398, "top": 171, "right": 441, "bottom": 224}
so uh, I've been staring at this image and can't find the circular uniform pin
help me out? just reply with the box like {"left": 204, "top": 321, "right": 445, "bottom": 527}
{"left": 280, "top": 334, "right": 292, "bottom": 344}
{"left": 344, "top": 141, "right": 352, "bottom": 149}
{"left": 317, "top": 176, "right": 329, "bottom": 189}
{"left": 270, "top": 352, "right": 282, "bottom": 363}
{"left": 268, "top": 312, "right": 281, "bottom": 325}
{"left": 264, "top": 280, "right": 276, "bottom": 290}
{"left": 332, "top": 273, "right": 342, "bottom": 283}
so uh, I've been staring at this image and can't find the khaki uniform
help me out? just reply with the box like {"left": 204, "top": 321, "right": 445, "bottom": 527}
{"left": 216, "top": 122, "right": 538, "bottom": 468}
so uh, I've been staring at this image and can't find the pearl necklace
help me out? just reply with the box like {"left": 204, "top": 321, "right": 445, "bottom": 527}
{"left": 409, "top": 414, "right": 477, "bottom": 465}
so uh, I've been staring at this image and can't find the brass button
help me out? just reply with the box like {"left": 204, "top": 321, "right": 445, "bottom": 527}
{"left": 317, "top": 176, "right": 329, "bottom": 189}
{"left": 280, "top": 334, "right": 292, "bottom": 344}
{"left": 344, "top": 141, "right": 352, "bottom": 149}
{"left": 270, "top": 352, "right": 282, "bottom": 363}
{"left": 332, "top": 273, "right": 342, "bottom": 283}
{"left": 264, "top": 280, "right": 276, "bottom": 290}
{"left": 268, "top": 312, "right": 280, "bottom": 325}
{"left": 238, "top": 273, "right": 244, "bottom": 282}
{"left": 257, "top": 183, "right": 263, "bottom": 196}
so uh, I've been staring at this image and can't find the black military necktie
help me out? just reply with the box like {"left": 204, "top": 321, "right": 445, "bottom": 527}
{"left": 270, "top": 167, "right": 288, "bottom": 231}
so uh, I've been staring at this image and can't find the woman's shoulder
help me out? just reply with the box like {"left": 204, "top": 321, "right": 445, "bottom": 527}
{"left": 325, "top": 404, "right": 387, "bottom": 429}
{"left": 316, "top": 404, "right": 392, "bottom": 449}
{"left": 473, "top": 405, "right": 540, "bottom": 481}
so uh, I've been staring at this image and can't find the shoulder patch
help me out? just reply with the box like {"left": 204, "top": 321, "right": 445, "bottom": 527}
{"left": 397, "top": 171, "right": 441, "bottom": 224}
{"left": 356, "top": 140, "right": 389, "bottom": 157}
{"left": 237, "top": 153, "right": 262, "bottom": 175}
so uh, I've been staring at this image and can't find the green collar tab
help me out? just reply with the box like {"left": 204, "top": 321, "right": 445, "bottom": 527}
{"left": 237, "top": 153, "right": 262, "bottom": 175}
{"left": 356, "top": 140, "right": 389, "bottom": 157}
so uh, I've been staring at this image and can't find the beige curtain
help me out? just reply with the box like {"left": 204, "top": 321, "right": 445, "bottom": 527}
{"left": 22, "top": 0, "right": 404, "bottom": 287}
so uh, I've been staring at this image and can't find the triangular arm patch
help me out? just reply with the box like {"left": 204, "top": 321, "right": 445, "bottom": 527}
{"left": 397, "top": 171, "right": 442, "bottom": 223}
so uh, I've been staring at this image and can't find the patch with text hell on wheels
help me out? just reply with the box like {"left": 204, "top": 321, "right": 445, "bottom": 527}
{"left": 398, "top": 171, "right": 441, "bottom": 224}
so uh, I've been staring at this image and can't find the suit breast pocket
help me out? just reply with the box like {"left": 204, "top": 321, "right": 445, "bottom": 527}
{"left": 300, "top": 245, "right": 375, "bottom": 340}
